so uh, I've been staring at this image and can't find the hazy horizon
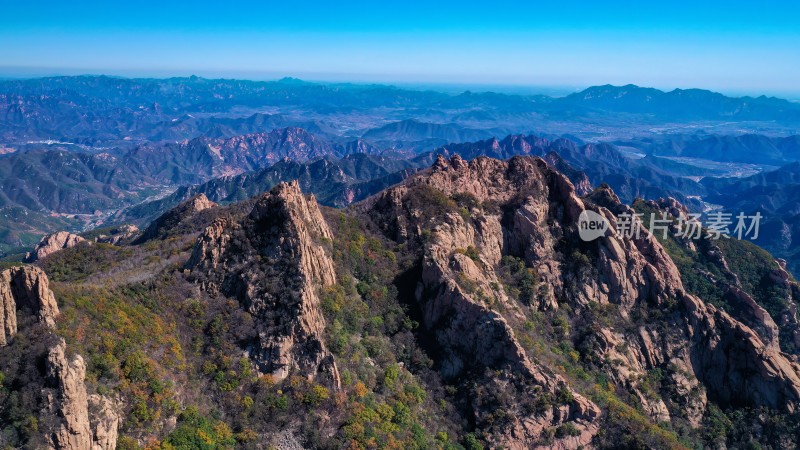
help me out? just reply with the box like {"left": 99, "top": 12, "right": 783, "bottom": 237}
{"left": 2, "top": 66, "right": 799, "bottom": 101}
{"left": 3, "top": 1, "right": 798, "bottom": 100}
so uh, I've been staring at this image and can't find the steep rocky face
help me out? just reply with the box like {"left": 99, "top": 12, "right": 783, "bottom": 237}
{"left": 0, "top": 266, "right": 119, "bottom": 449}
{"left": 45, "top": 339, "right": 121, "bottom": 450}
{"left": 580, "top": 185, "right": 800, "bottom": 421}
{"left": 0, "top": 265, "right": 59, "bottom": 346}
{"left": 46, "top": 338, "right": 92, "bottom": 450}
{"left": 543, "top": 150, "right": 593, "bottom": 196}
{"left": 366, "top": 155, "right": 601, "bottom": 448}
{"left": 363, "top": 155, "right": 800, "bottom": 446}
{"left": 186, "top": 181, "right": 340, "bottom": 386}
{"left": 25, "top": 231, "right": 87, "bottom": 262}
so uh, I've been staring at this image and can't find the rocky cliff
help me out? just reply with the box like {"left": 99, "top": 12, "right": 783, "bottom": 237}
{"left": 45, "top": 339, "right": 121, "bottom": 450}
{"left": 1, "top": 265, "right": 59, "bottom": 346}
{"left": 0, "top": 266, "right": 120, "bottom": 449}
{"left": 187, "top": 181, "right": 340, "bottom": 386}
{"left": 362, "top": 155, "right": 800, "bottom": 447}
{"left": 365, "top": 155, "right": 601, "bottom": 448}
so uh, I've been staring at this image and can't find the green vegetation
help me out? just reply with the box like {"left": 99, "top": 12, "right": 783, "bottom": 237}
{"left": 42, "top": 243, "right": 134, "bottom": 282}
{"left": 323, "top": 212, "right": 469, "bottom": 449}
{"left": 631, "top": 199, "right": 798, "bottom": 353}
{"left": 5, "top": 188, "right": 800, "bottom": 450}
{"left": 497, "top": 255, "right": 540, "bottom": 305}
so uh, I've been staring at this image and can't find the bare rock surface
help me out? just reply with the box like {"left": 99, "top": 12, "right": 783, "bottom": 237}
{"left": 363, "top": 155, "right": 800, "bottom": 446}
{"left": 0, "top": 265, "right": 59, "bottom": 346}
{"left": 45, "top": 339, "right": 121, "bottom": 450}
{"left": 25, "top": 231, "right": 86, "bottom": 262}
{"left": 46, "top": 338, "right": 92, "bottom": 450}
{"left": 187, "top": 181, "right": 340, "bottom": 387}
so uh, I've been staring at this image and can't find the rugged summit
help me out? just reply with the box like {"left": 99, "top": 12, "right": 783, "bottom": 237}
{"left": 363, "top": 155, "right": 800, "bottom": 447}
{"left": 365, "top": 155, "right": 603, "bottom": 448}
{"left": 187, "top": 181, "right": 340, "bottom": 386}
{"left": 8, "top": 153, "right": 800, "bottom": 448}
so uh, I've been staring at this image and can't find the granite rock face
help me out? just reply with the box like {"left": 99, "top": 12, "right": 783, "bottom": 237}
{"left": 0, "top": 266, "right": 119, "bottom": 450}
{"left": 45, "top": 339, "right": 121, "bottom": 450}
{"left": 0, "top": 265, "right": 59, "bottom": 346}
{"left": 46, "top": 339, "right": 92, "bottom": 450}
{"left": 187, "top": 181, "right": 340, "bottom": 387}
{"left": 363, "top": 155, "right": 800, "bottom": 446}
{"left": 366, "top": 155, "right": 601, "bottom": 448}
{"left": 25, "top": 231, "right": 86, "bottom": 262}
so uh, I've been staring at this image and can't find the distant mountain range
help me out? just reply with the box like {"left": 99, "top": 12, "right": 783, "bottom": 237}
{"left": 3, "top": 75, "right": 800, "bottom": 267}
{"left": 3, "top": 76, "right": 800, "bottom": 147}
{"left": 641, "top": 134, "right": 800, "bottom": 165}
{"left": 561, "top": 84, "right": 800, "bottom": 121}
{"left": 702, "top": 162, "right": 800, "bottom": 273}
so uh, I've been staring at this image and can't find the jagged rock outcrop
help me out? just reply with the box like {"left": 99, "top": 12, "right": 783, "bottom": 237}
{"left": 45, "top": 339, "right": 121, "bottom": 450}
{"left": 645, "top": 197, "right": 800, "bottom": 357}
{"left": 46, "top": 339, "right": 92, "bottom": 450}
{"left": 133, "top": 194, "right": 216, "bottom": 244}
{"left": 25, "top": 231, "right": 86, "bottom": 262}
{"left": 366, "top": 155, "right": 601, "bottom": 448}
{"left": 93, "top": 224, "right": 139, "bottom": 245}
{"left": 0, "top": 265, "right": 59, "bottom": 346}
{"left": 187, "top": 181, "right": 340, "bottom": 387}
{"left": 364, "top": 155, "right": 800, "bottom": 445}
{"left": 543, "top": 150, "right": 592, "bottom": 196}
{"left": 0, "top": 266, "right": 119, "bottom": 449}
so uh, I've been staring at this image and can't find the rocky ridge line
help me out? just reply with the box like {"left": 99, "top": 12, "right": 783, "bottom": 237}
{"left": 363, "top": 155, "right": 800, "bottom": 447}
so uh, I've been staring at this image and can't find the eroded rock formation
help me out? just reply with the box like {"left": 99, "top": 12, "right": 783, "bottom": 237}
{"left": 366, "top": 155, "right": 601, "bottom": 448}
{"left": 0, "top": 265, "right": 59, "bottom": 346}
{"left": 25, "top": 231, "right": 86, "bottom": 262}
{"left": 187, "top": 181, "right": 340, "bottom": 387}
{"left": 363, "top": 155, "right": 800, "bottom": 447}
{"left": 0, "top": 266, "right": 119, "bottom": 449}
{"left": 45, "top": 339, "right": 121, "bottom": 450}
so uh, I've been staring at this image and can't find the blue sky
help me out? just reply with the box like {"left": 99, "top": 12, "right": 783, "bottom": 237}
{"left": 2, "top": 0, "right": 799, "bottom": 96}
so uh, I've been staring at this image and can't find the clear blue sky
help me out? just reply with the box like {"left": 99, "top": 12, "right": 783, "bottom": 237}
{"left": 2, "top": 0, "right": 799, "bottom": 96}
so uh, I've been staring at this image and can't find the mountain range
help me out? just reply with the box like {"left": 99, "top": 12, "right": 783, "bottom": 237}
{"left": 4, "top": 155, "right": 800, "bottom": 449}
{"left": 5, "top": 75, "right": 800, "bottom": 448}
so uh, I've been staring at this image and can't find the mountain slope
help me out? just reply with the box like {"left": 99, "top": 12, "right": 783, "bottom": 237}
{"left": 4, "top": 155, "right": 800, "bottom": 448}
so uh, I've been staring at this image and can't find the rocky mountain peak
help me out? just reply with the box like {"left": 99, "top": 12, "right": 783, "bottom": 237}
{"left": 361, "top": 154, "right": 800, "bottom": 447}
{"left": 187, "top": 181, "right": 339, "bottom": 386}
